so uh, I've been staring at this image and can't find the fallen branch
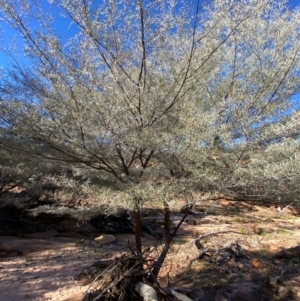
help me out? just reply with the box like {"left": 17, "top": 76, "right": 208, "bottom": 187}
{"left": 80, "top": 262, "right": 118, "bottom": 301}
{"left": 135, "top": 281, "right": 195, "bottom": 301}
{"left": 189, "top": 231, "right": 241, "bottom": 266}
{"left": 81, "top": 209, "right": 192, "bottom": 300}
{"left": 135, "top": 282, "right": 158, "bottom": 301}
{"left": 91, "top": 262, "right": 140, "bottom": 301}
{"left": 277, "top": 203, "right": 293, "bottom": 214}
{"left": 162, "top": 287, "right": 194, "bottom": 301}
{"left": 192, "top": 230, "right": 241, "bottom": 246}
{"left": 80, "top": 253, "right": 143, "bottom": 301}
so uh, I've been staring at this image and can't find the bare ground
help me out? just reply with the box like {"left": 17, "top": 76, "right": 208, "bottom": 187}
{"left": 1, "top": 200, "right": 300, "bottom": 301}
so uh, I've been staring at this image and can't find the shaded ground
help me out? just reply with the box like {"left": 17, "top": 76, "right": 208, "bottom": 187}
{"left": 0, "top": 198, "right": 300, "bottom": 300}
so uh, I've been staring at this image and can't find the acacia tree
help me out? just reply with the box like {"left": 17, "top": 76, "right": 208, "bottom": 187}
{"left": 0, "top": 0, "right": 300, "bottom": 203}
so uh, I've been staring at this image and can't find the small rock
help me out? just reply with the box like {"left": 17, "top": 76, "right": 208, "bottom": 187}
{"left": 94, "top": 234, "right": 116, "bottom": 245}
{"left": 250, "top": 258, "right": 265, "bottom": 269}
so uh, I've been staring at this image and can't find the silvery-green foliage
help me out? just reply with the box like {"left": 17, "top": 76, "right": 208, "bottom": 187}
{"left": 0, "top": 144, "right": 65, "bottom": 193}
{"left": 0, "top": 0, "right": 300, "bottom": 203}
{"left": 0, "top": 148, "right": 32, "bottom": 194}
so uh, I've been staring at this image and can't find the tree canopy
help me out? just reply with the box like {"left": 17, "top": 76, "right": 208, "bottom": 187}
{"left": 0, "top": 0, "right": 300, "bottom": 203}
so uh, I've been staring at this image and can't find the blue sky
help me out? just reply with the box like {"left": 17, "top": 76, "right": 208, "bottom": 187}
{"left": 0, "top": 0, "right": 300, "bottom": 67}
{"left": 289, "top": 0, "right": 300, "bottom": 8}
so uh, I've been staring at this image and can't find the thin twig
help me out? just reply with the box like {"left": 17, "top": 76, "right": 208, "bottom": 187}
{"left": 80, "top": 263, "right": 118, "bottom": 301}
{"left": 91, "top": 263, "right": 141, "bottom": 301}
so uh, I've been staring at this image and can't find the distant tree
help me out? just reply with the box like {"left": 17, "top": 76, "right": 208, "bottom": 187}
{"left": 0, "top": 0, "right": 300, "bottom": 203}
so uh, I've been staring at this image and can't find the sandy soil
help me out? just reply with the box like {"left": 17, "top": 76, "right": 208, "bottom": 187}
{"left": 1, "top": 201, "right": 300, "bottom": 301}
{"left": 0, "top": 231, "right": 141, "bottom": 301}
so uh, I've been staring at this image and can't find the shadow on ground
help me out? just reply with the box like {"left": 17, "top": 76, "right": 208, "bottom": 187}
{"left": 1, "top": 191, "right": 300, "bottom": 301}
{"left": 169, "top": 243, "right": 300, "bottom": 301}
